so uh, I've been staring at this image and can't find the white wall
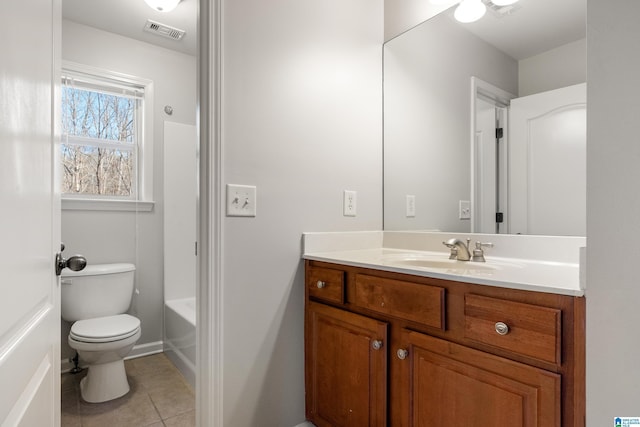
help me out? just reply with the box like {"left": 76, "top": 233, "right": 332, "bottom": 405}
{"left": 586, "top": 1, "right": 640, "bottom": 425}
{"left": 519, "top": 38, "right": 586, "bottom": 97}
{"left": 221, "top": 0, "right": 383, "bottom": 425}
{"left": 60, "top": 20, "right": 196, "bottom": 360}
{"left": 384, "top": 0, "right": 454, "bottom": 42}
{"left": 383, "top": 13, "right": 518, "bottom": 231}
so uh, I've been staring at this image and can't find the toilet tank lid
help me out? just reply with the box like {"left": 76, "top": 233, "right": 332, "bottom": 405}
{"left": 61, "top": 263, "right": 135, "bottom": 277}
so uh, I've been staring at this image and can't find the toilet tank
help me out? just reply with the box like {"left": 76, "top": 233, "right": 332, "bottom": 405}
{"left": 61, "top": 263, "right": 136, "bottom": 322}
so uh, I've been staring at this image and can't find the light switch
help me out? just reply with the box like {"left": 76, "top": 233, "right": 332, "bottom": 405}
{"left": 406, "top": 195, "right": 416, "bottom": 217}
{"left": 226, "top": 184, "right": 257, "bottom": 217}
{"left": 459, "top": 200, "right": 471, "bottom": 220}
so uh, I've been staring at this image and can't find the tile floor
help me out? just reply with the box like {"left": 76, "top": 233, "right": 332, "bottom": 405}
{"left": 61, "top": 353, "right": 195, "bottom": 427}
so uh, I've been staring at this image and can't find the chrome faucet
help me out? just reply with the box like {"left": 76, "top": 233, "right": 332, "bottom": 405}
{"left": 443, "top": 238, "right": 472, "bottom": 261}
{"left": 443, "top": 238, "right": 494, "bottom": 262}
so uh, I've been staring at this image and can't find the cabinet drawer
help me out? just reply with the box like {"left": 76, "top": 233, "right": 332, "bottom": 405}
{"left": 464, "top": 294, "right": 561, "bottom": 365}
{"left": 352, "top": 274, "right": 445, "bottom": 330}
{"left": 307, "top": 266, "right": 345, "bottom": 304}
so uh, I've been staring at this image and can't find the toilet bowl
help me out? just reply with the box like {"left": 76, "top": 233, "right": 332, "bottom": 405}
{"left": 61, "top": 263, "right": 140, "bottom": 403}
{"left": 68, "top": 314, "right": 141, "bottom": 402}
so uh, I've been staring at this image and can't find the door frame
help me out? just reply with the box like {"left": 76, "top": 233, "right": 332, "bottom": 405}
{"left": 197, "top": 1, "right": 223, "bottom": 426}
{"left": 469, "top": 77, "right": 515, "bottom": 233}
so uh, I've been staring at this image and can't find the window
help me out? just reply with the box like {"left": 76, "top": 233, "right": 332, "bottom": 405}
{"left": 61, "top": 63, "right": 154, "bottom": 210}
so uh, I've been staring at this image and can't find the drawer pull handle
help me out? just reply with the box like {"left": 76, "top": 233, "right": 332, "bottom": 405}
{"left": 495, "top": 322, "right": 510, "bottom": 335}
{"left": 372, "top": 340, "right": 383, "bottom": 350}
{"left": 316, "top": 280, "right": 326, "bottom": 289}
{"left": 397, "top": 349, "right": 409, "bottom": 360}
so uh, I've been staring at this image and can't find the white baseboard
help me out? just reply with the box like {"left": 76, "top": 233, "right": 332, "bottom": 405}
{"left": 126, "top": 340, "right": 164, "bottom": 360}
{"left": 61, "top": 340, "right": 164, "bottom": 373}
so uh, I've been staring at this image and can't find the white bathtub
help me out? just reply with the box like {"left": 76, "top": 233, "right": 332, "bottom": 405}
{"left": 164, "top": 297, "right": 196, "bottom": 388}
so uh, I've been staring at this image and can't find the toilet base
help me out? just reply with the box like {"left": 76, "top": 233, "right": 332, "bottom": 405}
{"left": 80, "top": 359, "right": 130, "bottom": 403}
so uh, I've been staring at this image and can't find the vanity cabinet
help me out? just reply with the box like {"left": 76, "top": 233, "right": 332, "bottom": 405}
{"left": 304, "top": 260, "right": 585, "bottom": 427}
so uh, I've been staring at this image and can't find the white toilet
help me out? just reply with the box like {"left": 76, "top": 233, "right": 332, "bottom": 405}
{"left": 61, "top": 263, "right": 141, "bottom": 403}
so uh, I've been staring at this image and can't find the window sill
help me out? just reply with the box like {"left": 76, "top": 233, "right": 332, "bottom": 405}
{"left": 62, "top": 198, "right": 155, "bottom": 212}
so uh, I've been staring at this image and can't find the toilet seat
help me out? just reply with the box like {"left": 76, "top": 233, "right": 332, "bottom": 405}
{"left": 70, "top": 314, "right": 140, "bottom": 343}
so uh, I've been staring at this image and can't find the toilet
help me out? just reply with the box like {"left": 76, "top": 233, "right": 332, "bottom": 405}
{"left": 61, "top": 263, "right": 141, "bottom": 403}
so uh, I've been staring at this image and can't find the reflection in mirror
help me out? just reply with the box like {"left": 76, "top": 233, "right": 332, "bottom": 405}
{"left": 383, "top": 0, "right": 586, "bottom": 236}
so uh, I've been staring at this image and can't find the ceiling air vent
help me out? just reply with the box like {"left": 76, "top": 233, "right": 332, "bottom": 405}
{"left": 143, "top": 19, "right": 185, "bottom": 41}
{"left": 483, "top": 0, "right": 523, "bottom": 18}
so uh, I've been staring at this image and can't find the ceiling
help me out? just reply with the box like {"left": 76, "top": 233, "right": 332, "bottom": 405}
{"left": 62, "top": 0, "right": 197, "bottom": 56}
{"left": 61, "top": 0, "right": 585, "bottom": 63}
{"left": 447, "top": 0, "right": 586, "bottom": 60}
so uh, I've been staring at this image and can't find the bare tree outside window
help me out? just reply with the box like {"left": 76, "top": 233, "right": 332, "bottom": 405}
{"left": 61, "top": 81, "right": 138, "bottom": 197}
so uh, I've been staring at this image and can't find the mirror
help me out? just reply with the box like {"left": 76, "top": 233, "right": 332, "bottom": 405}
{"left": 383, "top": 0, "right": 586, "bottom": 235}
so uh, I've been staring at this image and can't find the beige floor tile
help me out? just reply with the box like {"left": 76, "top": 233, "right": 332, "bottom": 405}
{"left": 163, "top": 410, "right": 196, "bottom": 427}
{"left": 148, "top": 379, "right": 195, "bottom": 420}
{"left": 61, "top": 371, "right": 82, "bottom": 393}
{"left": 61, "top": 352, "right": 193, "bottom": 427}
{"left": 60, "top": 412, "right": 82, "bottom": 427}
{"left": 79, "top": 381, "right": 161, "bottom": 427}
{"left": 61, "top": 387, "right": 79, "bottom": 414}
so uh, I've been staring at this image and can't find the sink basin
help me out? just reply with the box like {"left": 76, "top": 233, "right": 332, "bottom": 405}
{"left": 395, "top": 259, "right": 496, "bottom": 270}
{"left": 379, "top": 252, "right": 523, "bottom": 274}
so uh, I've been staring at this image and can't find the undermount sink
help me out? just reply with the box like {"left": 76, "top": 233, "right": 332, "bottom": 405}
{"left": 379, "top": 252, "right": 523, "bottom": 273}
{"left": 396, "top": 258, "right": 495, "bottom": 270}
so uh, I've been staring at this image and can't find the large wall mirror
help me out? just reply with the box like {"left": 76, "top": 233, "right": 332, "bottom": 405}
{"left": 383, "top": 0, "right": 586, "bottom": 236}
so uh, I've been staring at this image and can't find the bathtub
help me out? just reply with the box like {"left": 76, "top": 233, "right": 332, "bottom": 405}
{"left": 164, "top": 297, "right": 196, "bottom": 388}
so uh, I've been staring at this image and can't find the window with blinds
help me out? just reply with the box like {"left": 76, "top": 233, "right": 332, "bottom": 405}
{"left": 61, "top": 69, "right": 145, "bottom": 199}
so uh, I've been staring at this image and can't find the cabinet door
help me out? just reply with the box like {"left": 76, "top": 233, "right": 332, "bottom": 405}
{"left": 398, "top": 330, "right": 560, "bottom": 427}
{"left": 306, "top": 301, "right": 388, "bottom": 427}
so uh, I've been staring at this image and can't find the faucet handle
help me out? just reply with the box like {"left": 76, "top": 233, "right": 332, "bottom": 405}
{"left": 472, "top": 241, "right": 494, "bottom": 262}
{"left": 442, "top": 241, "right": 458, "bottom": 259}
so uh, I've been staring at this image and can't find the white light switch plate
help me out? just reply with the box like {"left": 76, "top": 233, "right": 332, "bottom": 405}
{"left": 459, "top": 200, "right": 471, "bottom": 220}
{"left": 406, "top": 195, "right": 416, "bottom": 217}
{"left": 226, "top": 184, "right": 257, "bottom": 217}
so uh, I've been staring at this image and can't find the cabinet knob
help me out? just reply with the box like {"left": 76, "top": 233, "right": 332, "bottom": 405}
{"left": 495, "top": 322, "right": 510, "bottom": 335}
{"left": 397, "top": 349, "right": 409, "bottom": 360}
{"left": 316, "top": 280, "right": 326, "bottom": 289}
{"left": 372, "top": 340, "right": 383, "bottom": 350}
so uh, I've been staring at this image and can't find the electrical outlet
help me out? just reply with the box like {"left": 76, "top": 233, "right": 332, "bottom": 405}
{"left": 459, "top": 200, "right": 471, "bottom": 220}
{"left": 406, "top": 195, "right": 416, "bottom": 217}
{"left": 343, "top": 190, "right": 357, "bottom": 216}
{"left": 226, "top": 184, "right": 257, "bottom": 217}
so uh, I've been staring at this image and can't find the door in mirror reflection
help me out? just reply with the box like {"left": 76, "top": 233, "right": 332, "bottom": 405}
{"left": 508, "top": 83, "right": 586, "bottom": 236}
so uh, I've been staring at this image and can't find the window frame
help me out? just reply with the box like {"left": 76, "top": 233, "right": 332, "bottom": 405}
{"left": 61, "top": 61, "right": 154, "bottom": 211}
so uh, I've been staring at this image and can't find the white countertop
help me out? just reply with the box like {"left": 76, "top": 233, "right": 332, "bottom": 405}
{"left": 303, "top": 231, "right": 585, "bottom": 297}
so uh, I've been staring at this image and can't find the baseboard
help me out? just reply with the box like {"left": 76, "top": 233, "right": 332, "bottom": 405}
{"left": 126, "top": 340, "right": 164, "bottom": 360}
{"left": 61, "top": 340, "right": 164, "bottom": 373}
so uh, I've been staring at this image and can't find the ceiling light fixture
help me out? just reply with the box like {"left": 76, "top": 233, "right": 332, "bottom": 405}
{"left": 144, "top": 0, "right": 181, "bottom": 13}
{"left": 490, "top": 0, "right": 519, "bottom": 6}
{"left": 454, "top": 0, "right": 487, "bottom": 23}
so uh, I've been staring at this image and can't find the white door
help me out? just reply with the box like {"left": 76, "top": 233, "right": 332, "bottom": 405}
{"left": 509, "top": 83, "right": 586, "bottom": 236}
{"left": 0, "top": 0, "right": 61, "bottom": 426}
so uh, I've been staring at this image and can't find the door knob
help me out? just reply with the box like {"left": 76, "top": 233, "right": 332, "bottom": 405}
{"left": 55, "top": 252, "right": 87, "bottom": 276}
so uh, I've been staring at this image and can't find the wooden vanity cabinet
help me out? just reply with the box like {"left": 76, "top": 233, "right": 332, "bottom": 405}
{"left": 304, "top": 260, "right": 585, "bottom": 427}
